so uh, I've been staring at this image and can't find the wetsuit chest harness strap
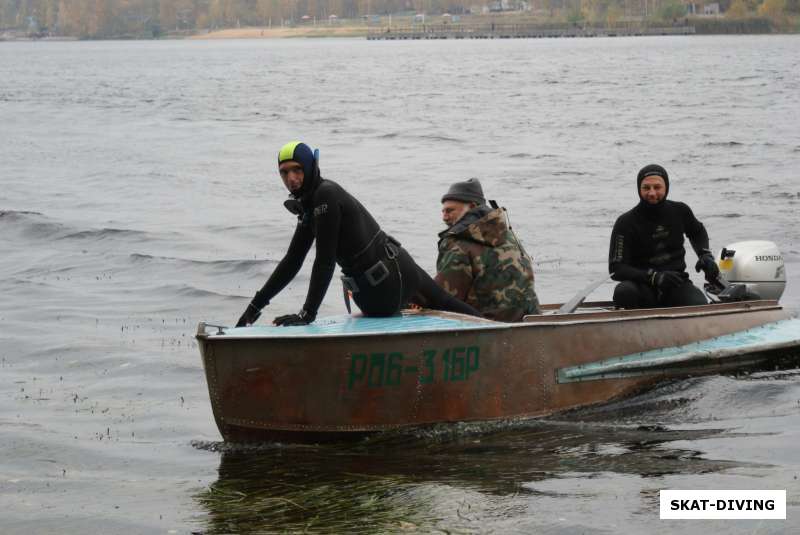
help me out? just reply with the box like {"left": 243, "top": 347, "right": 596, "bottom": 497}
{"left": 342, "top": 261, "right": 390, "bottom": 294}
{"left": 342, "top": 230, "right": 385, "bottom": 271}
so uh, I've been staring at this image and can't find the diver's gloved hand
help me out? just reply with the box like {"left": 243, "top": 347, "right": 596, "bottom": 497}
{"left": 648, "top": 270, "right": 684, "bottom": 291}
{"left": 273, "top": 309, "right": 315, "bottom": 327}
{"left": 695, "top": 253, "right": 720, "bottom": 280}
{"left": 235, "top": 302, "right": 263, "bottom": 328}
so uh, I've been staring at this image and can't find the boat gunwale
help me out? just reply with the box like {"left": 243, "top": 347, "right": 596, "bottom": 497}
{"left": 196, "top": 300, "right": 784, "bottom": 341}
{"left": 519, "top": 299, "right": 783, "bottom": 326}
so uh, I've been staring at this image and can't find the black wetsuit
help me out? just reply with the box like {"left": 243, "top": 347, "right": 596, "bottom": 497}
{"left": 249, "top": 177, "right": 478, "bottom": 318}
{"left": 608, "top": 200, "right": 709, "bottom": 309}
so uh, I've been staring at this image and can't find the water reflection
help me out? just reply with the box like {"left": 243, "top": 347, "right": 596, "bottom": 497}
{"left": 194, "top": 420, "right": 750, "bottom": 534}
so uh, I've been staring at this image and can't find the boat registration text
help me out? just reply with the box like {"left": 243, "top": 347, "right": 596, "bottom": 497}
{"left": 347, "top": 346, "right": 481, "bottom": 389}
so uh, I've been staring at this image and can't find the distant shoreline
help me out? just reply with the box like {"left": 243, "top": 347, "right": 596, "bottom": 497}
{"left": 2, "top": 16, "right": 796, "bottom": 42}
{"left": 191, "top": 18, "right": 796, "bottom": 40}
{"left": 189, "top": 26, "right": 369, "bottom": 39}
{"left": 188, "top": 17, "right": 800, "bottom": 39}
{"left": 0, "top": 35, "right": 80, "bottom": 42}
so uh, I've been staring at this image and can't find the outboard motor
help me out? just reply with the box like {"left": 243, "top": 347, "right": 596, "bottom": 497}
{"left": 707, "top": 240, "right": 786, "bottom": 302}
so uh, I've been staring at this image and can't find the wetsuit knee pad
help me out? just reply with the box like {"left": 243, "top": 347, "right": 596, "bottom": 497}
{"left": 613, "top": 281, "right": 645, "bottom": 309}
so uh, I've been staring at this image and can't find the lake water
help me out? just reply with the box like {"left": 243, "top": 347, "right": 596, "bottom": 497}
{"left": 1, "top": 35, "right": 799, "bottom": 533}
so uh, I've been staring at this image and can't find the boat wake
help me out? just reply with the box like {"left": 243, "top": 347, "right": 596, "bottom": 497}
{"left": 559, "top": 367, "right": 800, "bottom": 426}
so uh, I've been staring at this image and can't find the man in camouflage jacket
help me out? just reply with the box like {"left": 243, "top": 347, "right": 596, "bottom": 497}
{"left": 435, "top": 178, "right": 541, "bottom": 322}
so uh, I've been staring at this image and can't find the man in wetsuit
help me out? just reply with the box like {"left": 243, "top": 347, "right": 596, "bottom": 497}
{"left": 236, "top": 141, "right": 479, "bottom": 327}
{"left": 608, "top": 164, "right": 720, "bottom": 309}
{"left": 436, "top": 178, "right": 540, "bottom": 321}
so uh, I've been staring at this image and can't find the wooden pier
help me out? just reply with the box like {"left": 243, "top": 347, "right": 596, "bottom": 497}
{"left": 367, "top": 25, "right": 695, "bottom": 40}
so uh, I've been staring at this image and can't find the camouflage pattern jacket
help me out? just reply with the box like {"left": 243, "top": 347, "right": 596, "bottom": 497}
{"left": 435, "top": 206, "right": 540, "bottom": 322}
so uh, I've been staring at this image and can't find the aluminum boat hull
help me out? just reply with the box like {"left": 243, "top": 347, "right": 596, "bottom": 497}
{"left": 196, "top": 300, "right": 799, "bottom": 443}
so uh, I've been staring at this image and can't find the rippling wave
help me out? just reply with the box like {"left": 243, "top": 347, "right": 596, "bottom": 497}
{"left": 128, "top": 253, "right": 270, "bottom": 273}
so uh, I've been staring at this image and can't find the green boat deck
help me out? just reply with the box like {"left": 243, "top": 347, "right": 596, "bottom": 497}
{"left": 203, "top": 310, "right": 504, "bottom": 338}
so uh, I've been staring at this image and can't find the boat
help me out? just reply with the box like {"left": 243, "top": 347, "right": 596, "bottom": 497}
{"left": 196, "top": 241, "right": 800, "bottom": 443}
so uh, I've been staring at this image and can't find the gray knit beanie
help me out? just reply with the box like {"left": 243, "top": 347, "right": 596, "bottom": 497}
{"left": 441, "top": 178, "right": 486, "bottom": 205}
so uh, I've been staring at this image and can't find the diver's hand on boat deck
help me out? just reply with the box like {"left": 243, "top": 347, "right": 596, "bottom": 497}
{"left": 649, "top": 270, "right": 684, "bottom": 290}
{"left": 273, "top": 309, "right": 315, "bottom": 326}
{"left": 235, "top": 302, "right": 262, "bottom": 327}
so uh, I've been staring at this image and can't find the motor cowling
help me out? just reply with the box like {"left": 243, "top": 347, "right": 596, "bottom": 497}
{"left": 717, "top": 240, "right": 786, "bottom": 301}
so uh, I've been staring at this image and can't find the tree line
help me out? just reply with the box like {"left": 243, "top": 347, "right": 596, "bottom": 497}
{"left": 1, "top": 0, "right": 797, "bottom": 38}
{"left": 3, "top": 0, "right": 414, "bottom": 37}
